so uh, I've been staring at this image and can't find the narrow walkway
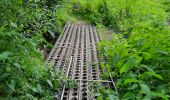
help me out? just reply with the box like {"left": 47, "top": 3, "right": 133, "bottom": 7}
{"left": 47, "top": 22, "right": 106, "bottom": 100}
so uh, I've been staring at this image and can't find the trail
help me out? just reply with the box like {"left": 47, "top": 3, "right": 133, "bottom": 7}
{"left": 47, "top": 22, "right": 110, "bottom": 100}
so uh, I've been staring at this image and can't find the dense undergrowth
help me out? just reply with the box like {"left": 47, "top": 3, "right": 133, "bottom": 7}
{"left": 68, "top": 0, "right": 170, "bottom": 99}
{"left": 1, "top": 0, "right": 170, "bottom": 99}
{"left": 0, "top": 0, "right": 69, "bottom": 99}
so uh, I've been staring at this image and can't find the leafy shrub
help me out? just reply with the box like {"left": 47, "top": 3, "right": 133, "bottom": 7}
{"left": 68, "top": 0, "right": 170, "bottom": 99}
{"left": 0, "top": 0, "right": 69, "bottom": 39}
{"left": 0, "top": 29, "right": 63, "bottom": 99}
{"left": 97, "top": 0, "right": 170, "bottom": 99}
{"left": 0, "top": 0, "right": 69, "bottom": 99}
{"left": 70, "top": 0, "right": 167, "bottom": 34}
{"left": 99, "top": 27, "right": 170, "bottom": 99}
{"left": 70, "top": 0, "right": 109, "bottom": 25}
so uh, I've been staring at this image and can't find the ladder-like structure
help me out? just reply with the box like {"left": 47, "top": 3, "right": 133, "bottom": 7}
{"left": 47, "top": 22, "right": 111, "bottom": 100}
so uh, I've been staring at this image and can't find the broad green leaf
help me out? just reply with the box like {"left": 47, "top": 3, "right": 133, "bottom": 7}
{"left": 120, "top": 57, "right": 142, "bottom": 74}
{"left": 143, "top": 95, "right": 151, "bottom": 100}
{"left": 26, "top": 94, "right": 36, "bottom": 100}
{"left": 114, "top": 54, "right": 120, "bottom": 62}
{"left": 7, "top": 80, "right": 16, "bottom": 92}
{"left": 32, "top": 87, "right": 38, "bottom": 93}
{"left": 124, "top": 78, "right": 139, "bottom": 84}
{"left": 144, "top": 71, "right": 163, "bottom": 80}
{"left": 128, "top": 84, "right": 138, "bottom": 90}
{"left": 10, "top": 22, "right": 17, "bottom": 28}
{"left": 140, "top": 84, "right": 151, "bottom": 94}
{"left": 0, "top": 73, "right": 10, "bottom": 81}
{"left": 156, "top": 85, "right": 166, "bottom": 94}
{"left": 120, "top": 63, "right": 129, "bottom": 74}
{"left": 13, "top": 63, "right": 22, "bottom": 68}
{"left": 37, "top": 84, "right": 43, "bottom": 94}
{"left": 122, "top": 92, "right": 134, "bottom": 99}
{"left": 0, "top": 51, "right": 12, "bottom": 60}
{"left": 158, "top": 50, "right": 168, "bottom": 56}
{"left": 152, "top": 92, "right": 168, "bottom": 100}
{"left": 108, "top": 95, "right": 114, "bottom": 100}
{"left": 35, "top": 0, "right": 40, "bottom": 2}
{"left": 140, "top": 84, "right": 151, "bottom": 99}
{"left": 141, "top": 52, "right": 152, "bottom": 60}
{"left": 141, "top": 65, "right": 154, "bottom": 73}
{"left": 97, "top": 96, "right": 103, "bottom": 100}
{"left": 47, "top": 79, "right": 53, "bottom": 88}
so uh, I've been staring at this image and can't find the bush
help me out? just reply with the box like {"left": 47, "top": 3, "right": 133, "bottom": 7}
{"left": 70, "top": 0, "right": 167, "bottom": 35}
{"left": 67, "top": 0, "right": 170, "bottom": 99}
{"left": 99, "top": 27, "right": 170, "bottom": 99}
{"left": 97, "top": 0, "right": 170, "bottom": 99}
{"left": 0, "top": 0, "right": 69, "bottom": 99}
{"left": 0, "top": 29, "right": 63, "bottom": 99}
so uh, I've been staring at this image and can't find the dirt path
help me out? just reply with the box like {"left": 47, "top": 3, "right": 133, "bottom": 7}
{"left": 47, "top": 22, "right": 111, "bottom": 100}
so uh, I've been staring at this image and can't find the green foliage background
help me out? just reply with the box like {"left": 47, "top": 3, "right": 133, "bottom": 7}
{"left": 1, "top": 0, "right": 170, "bottom": 99}
{"left": 68, "top": 0, "right": 170, "bottom": 99}
{"left": 0, "top": 0, "right": 69, "bottom": 99}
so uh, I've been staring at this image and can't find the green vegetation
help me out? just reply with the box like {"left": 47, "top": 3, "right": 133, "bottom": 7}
{"left": 67, "top": 0, "right": 170, "bottom": 99}
{"left": 0, "top": 0, "right": 69, "bottom": 99}
{"left": 1, "top": 0, "right": 170, "bottom": 99}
